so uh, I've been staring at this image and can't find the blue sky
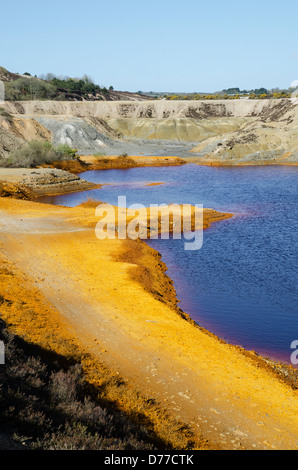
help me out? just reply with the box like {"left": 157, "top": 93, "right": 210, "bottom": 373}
{"left": 1, "top": 0, "right": 298, "bottom": 92}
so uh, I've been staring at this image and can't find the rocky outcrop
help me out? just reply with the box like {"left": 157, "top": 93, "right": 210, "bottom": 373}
{"left": 0, "top": 180, "right": 36, "bottom": 199}
{"left": 0, "top": 168, "right": 99, "bottom": 196}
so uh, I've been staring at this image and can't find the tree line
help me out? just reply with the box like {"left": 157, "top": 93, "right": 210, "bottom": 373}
{"left": 4, "top": 73, "right": 114, "bottom": 101}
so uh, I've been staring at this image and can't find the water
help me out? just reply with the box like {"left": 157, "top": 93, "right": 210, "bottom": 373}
{"left": 39, "top": 164, "right": 298, "bottom": 364}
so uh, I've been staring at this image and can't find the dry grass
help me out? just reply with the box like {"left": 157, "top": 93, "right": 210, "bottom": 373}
{"left": 77, "top": 196, "right": 103, "bottom": 208}
{"left": 0, "top": 320, "right": 158, "bottom": 450}
{"left": 44, "top": 158, "right": 89, "bottom": 174}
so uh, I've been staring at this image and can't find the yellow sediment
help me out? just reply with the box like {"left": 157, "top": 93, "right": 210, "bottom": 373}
{"left": 80, "top": 155, "right": 185, "bottom": 166}
{"left": 0, "top": 196, "right": 297, "bottom": 450}
{"left": 43, "top": 155, "right": 186, "bottom": 174}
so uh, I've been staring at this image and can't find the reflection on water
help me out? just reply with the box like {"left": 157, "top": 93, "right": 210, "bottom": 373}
{"left": 38, "top": 164, "right": 298, "bottom": 364}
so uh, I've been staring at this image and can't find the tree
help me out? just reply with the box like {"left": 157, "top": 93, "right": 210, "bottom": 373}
{"left": 27, "top": 79, "right": 44, "bottom": 99}
{"left": 254, "top": 88, "right": 268, "bottom": 95}
{"left": 82, "top": 74, "right": 94, "bottom": 84}
{"left": 46, "top": 73, "right": 56, "bottom": 81}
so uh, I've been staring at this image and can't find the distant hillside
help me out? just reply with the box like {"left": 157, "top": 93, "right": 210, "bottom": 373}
{"left": 2, "top": 98, "right": 298, "bottom": 165}
{"left": 0, "top": 67, "right": 152, "bottom": 102}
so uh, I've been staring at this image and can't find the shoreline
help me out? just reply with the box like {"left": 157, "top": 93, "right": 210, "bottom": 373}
{"left": 0, "top": 195, "right": 297, "bottom": 449}
{"left": 43, "top": 155, "right": 187, "bottom": 174}
{"left": 0, "top": 162, "right": 296, "bottom": 369}
{"left": 0, "top": 155, "right": 297, "bottom": 203}
{"left": 0, "top": 163, "right": 296, "bottom": 370}
{"left": 46, "top": 155, "right": 298, "bottom": 174}
{"left": 186, "top": 159, "right": 298, "bottom": 167}
{"left": 120, "top": 234, "right": 298, "bottom": 376}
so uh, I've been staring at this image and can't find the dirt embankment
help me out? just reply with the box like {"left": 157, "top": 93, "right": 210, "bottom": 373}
{"left": 79, "top": 155, "right": 185, "bottom": 171}
{"left": 0, "top": 181, "right": 36, "bottom": 200}
{"left": 41, "top": 155, "right": 186, "bottom": 174}
{"left": 0, "top": 168, "right": 100, "bottom": 198}
{"left": 2, "top": 99, "right": 298, "bottom": 164}
{"left": 2, "top": 98, "right": 287, "bottom": 120}
{"left": 0, "top": 112, "right": 52, "bottom": 159}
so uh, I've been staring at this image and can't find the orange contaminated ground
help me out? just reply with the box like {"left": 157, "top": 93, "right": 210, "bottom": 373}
{"left": 0, "top": 197, "right": 297, "bottom": 450}
{"left": 45, "top": 155, "right": 186, "bottom": 174}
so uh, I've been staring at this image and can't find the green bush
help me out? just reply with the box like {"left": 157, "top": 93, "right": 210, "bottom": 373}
{"left": 5, "top": 78, "right": 57, "bottom": 101}
{"left": 2, "top": 140, "right": 77, "bottom": 168}
{"left": 55, "top": 144, "right": 78, "bottom": 159}
{"left": 0, "top": 108, "right": 13, "bottom": 124}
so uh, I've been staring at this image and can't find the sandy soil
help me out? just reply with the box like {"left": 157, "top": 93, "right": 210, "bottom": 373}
{"left": 79, "top": 155, "right": 186, "bottom": 170}
{"left": 39, "top": 155, "right": 186, "bottom": 176}
{"left": 0, "top": 196, "right": 297, "bottom": 450}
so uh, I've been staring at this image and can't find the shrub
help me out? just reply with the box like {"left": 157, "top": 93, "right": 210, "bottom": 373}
{"left": 55, "top": 144, "right": 78, "bottom": 159}
{"left": 0, "top": 319, "right": 156, "bottom": 450}
{"left": 78, "top": 197, "right": 102, "bottom": 208}
{"left": 0, "top": 108, "right": 13, "bottom": 124}
{"left": 2, "top": 141, "right": 77, "bottom": 168}
{"left": 5, "top": 77, "right": 58, "bottom": 101}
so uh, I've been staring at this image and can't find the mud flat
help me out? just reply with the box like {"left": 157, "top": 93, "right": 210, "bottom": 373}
{"left": 0, "top": 196, "right": 297, "bottom": 450}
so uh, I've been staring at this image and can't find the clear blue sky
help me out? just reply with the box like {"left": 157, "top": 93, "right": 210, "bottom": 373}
{"left": 1, "top": 0, "right": 298, "bottom": 92}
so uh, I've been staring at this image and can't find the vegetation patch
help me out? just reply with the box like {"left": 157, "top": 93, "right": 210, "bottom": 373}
{"left": 0, "top": 141, "right": 78, "bottom": 169}
{"left": 0, "top": 319, "right": 157, "bottom": 450}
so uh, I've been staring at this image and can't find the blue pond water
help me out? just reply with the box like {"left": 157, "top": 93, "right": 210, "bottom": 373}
{"left": 39, "top": 164, "right": 298, "bottom": 364}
